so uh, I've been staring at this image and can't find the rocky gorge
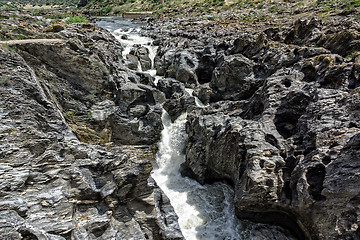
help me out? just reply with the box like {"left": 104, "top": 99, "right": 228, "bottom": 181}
{"left": 0, "top": 12, "right": 183, "bottom": 240}
{"left": 0, "top": 5, "right": 359, "bottom": 240}
{"left": 143, "top": 10, "right": 360, "bottom": 240}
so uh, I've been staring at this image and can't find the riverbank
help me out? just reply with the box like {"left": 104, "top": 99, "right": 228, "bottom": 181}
{"left": 138, "top": 5, "right": 360, "bottom": 239}
{"left": 0, "top": 4, "right": 360, "bottom": 240}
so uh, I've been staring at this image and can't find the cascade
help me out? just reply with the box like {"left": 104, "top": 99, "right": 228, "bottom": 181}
{"left": 96, "top": 17, "right": 296, "bottom": 240}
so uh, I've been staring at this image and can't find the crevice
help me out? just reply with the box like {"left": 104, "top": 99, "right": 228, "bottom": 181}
{"left": 306, "top": 164, "right": 326, "bottom": 201}
{"left": 274, "top": 92, "right": 311, "bottom": 139}
{"left": 236, "top": 209, "right": 312, "bottom": 240}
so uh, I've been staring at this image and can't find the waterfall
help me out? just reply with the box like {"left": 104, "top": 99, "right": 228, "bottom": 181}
{"left": 95, "top": 17, "right": 297, "bottom": 240}
{"left": 151, "top": 110, "right": 244, "bottom": 240}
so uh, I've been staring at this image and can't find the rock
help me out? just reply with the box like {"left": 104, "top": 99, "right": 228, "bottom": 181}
{"left": 155, "top": 48, "right": 199, "bottom": 87}
{"left": 194, "top": 83, "right": 212, "bottom": 105}
{"left": 126, "top": 53, "right": 140, "bottom": 70}
{"left": 0, "top": 22, "right": 183, "bottom": 240}
{"left": 147, "top": 15, "right": 360, "bottom": 239}
{"left": 183, "top": 61, "right": 360, "bottom": 240}
{"left": 320, "top": 30, "right": 360, "bottom": 57}
{"left": 130, "top": 45, "right": 152, "bottom": 71}
{"left": 230, "top": 32, "right": 268, "bottom": 58}
{"left": 157, "top": 78, "right": 186, "bottom": 99}
{"left": 301, "top": 54, "right": 353, "bottom": 89}
{"left": 155, "top": 48, "right": 177, "bottom": 76}
{"left": 284, "top": 18, "right": 322, "bottom": 45}
{"left": 157, "top": 78, "right": 195, "bottom": 121}
{"left": 195, "top": 53, "right": 217, "bottom": 84}
{"left": 112, "top": 82, "right": 164, "bottom": 144}
{"left": 10, "top": 22, "right": 166, "bottom": 147}
{"left": 109, "top": 105, "right": 163, "bottom": 145}
{"left": 124, "top": 45, "right": 153, "bottom": 71}
{"left": 210, "top": 54, "right": 262, "bottom": 101}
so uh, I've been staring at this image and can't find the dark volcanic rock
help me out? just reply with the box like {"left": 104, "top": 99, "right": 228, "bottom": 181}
{"left": 210, "top": 53, "right": 262, "bottom": 101}
{"left": 147, "top": 16, "right": 360, "bottom": 240}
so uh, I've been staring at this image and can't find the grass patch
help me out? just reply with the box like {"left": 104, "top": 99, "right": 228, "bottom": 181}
{"left": 1, "top": 43, "right": 16, "bottom": 51}
{"left": 88, "top": 93, "right": 96, "bottom": 98}
{"left": 0, "top": 14, "right": 9, "bottom": 19}
{"left": 345, "top": 51, "right": 358, "bottom": 59}
{"left": 100, "top": 5, "right": 113, "bottom": 15}
{"left": 65, "top": 15, "right": 88, "bottom": 24}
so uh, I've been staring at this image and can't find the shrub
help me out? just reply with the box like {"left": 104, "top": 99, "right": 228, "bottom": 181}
{"left": 65, "top": 15, "right": 88, "bottom": 24}
{"left": 100, "top": 5, "right": 113, "bottom": 15}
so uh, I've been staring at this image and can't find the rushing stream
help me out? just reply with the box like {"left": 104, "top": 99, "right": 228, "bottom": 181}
{"left": 96, "top": 17, "right": 296, "bottom": 240}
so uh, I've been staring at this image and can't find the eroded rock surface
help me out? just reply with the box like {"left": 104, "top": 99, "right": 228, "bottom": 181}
{"left": 0, "top": 15, "right": 183, "bottom": 240}
{"left": 146, "top": 13, "right": 360, "bottom": 240}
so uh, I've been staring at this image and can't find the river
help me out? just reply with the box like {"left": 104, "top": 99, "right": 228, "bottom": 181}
{"left": 95, "top": 17, "right": 296, "bottom": 240}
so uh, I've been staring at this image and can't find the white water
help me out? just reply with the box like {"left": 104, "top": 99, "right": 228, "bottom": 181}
{"left": 96, "top": 17, "right": 243, "bottom": 239}
{"left": 95, "top": 17, "right": 295, "bottom": 240}
{"left": 152, "top": 110, "right": 245, "bottom": 239}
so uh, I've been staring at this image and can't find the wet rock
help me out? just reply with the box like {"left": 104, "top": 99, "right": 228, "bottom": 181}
{"left": 126, "top": 53, "right": 140, "bottom": 70}
{"left": 184, "top": 66, "right": 359, "bottom": 240}
{"left": 157, "top": 78, "right": 195, "bottom": 121}
{"left": 194, "top": 83, "right": 212, "bottom": 105}
{"left": 126, "top": 45, "right": 152, "bottom": 71}
{"left": 157, "top": 78, "right": 186, "bottom": 99}
{"left": 131, "top": 45, "right": 152, "bottom": 71}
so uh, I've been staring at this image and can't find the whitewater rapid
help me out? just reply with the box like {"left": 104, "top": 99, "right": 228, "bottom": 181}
{"left": 95, "top": 17, "right": 296, "bottom": 240}
{"left": 151, "top": 110, "right": 245, "bottom": 239}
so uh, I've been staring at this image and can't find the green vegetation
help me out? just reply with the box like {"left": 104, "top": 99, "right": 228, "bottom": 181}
{"left": 315, "top": 0, "right": 360, "bottom": 11}
{"left": 100, "top": 5, "right": 112, "bottom": 15}
{"left": 0, "top": 43, "right": 16, "bottom": 51}
{"left": 345, "top": 51, "right": 359, "bottom": 59}
{"left": 0, "top": 13, "right": 9, "bottom": 19}
{"left": 88, "top": 93, "right": 96, "bottom": 98}
{"left": 65, "top": 14, "right": 88, "bottom": 23}
{"left": 1, "top": 0, "right": 360, "bottom": 18}
{"left": 64, "top": 110, "right": 75, "bottom": 118}
{"left": 87, "top": 111, "right": 93, "bottom": 120}
{"left": 0, "top": 76, "right": 10, "bottom": 86}
{"left": 0, "top": 0, "right": 78, "bottom": 9}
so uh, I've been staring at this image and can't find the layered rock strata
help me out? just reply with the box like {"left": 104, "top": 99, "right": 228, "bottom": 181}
{"left": 0, "top": 15, "right": 183, "bottom": 240}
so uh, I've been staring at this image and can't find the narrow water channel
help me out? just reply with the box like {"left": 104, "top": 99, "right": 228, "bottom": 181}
{"left": 96, "top": 17, "right": 296, "bottom": 240}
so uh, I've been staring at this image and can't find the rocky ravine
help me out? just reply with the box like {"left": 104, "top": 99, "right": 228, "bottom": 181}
{"left": 145, "top": 14, "right": 360, "bottom": 240}
{"left": 0, "top": 13, "right": 183, "bottom": 240}
{"left": 1, "top": 9, "right": 360, "bottom": 240}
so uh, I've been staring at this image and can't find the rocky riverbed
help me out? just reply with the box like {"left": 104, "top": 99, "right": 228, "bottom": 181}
{"left": 0, "top": 6, "right": 359, "bottom": 240}
{"left": 141, "top": 9, "right": 360, "bottom": 240}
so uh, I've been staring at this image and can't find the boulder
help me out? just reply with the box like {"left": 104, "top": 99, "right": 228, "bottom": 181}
{"left": 210, "top": 54, "right": 262, "bottom": 101}
{"left": 157, "top": 78, "right": 196, "bottom": 121}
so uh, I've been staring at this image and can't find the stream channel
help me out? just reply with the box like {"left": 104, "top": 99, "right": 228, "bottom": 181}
{"left": 96, "top": 17, "right": 296, "bottom": 240}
